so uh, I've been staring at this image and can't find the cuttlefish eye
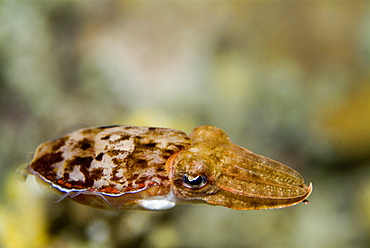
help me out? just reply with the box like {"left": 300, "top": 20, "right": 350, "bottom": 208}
{"left": 182, "top": 175, "right": 207, "bottom": 189}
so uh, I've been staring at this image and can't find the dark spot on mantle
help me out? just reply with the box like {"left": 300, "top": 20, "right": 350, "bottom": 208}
{"left": 106, "top": 149, "right": 122, "bottom": 156}
{"left": 95, "top": 152, "right": 104, "bottom": 161}
{"left": 52, "top": 136, "right": 69, "bottom": 151}
{"left": 118, "top": 135, "right": 131, "bottom": 141}
{"left": 30, "top": 151, "right": 64, "bottom": 179}
{"left": 74, "top": 138, "right": 94, "bottom": 150}
{"left": 90, "top": 168, "right": 104, "bottom": 181}
{"left": 112, "top": 158, "right": 123, "bottom": 166}
{"left": 143, "top": 142, "right": 157, "bottom": 148}
{"left": 101, "top": 135, "right": 111, "bottom": 140}
{"left": 66, "top": 156, "right": 93, "bottom": 171}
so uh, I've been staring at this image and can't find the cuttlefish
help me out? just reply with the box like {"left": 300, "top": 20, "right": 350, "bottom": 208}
{"left": 19, "top": 125, "right": 312, "bottom": 210}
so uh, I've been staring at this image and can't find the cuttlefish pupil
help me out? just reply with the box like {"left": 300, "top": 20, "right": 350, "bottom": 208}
{"left": 19, "top": 125, "right": 312, "bottom": 211}
{"left": 182, "top": 175, "right": 208, "bottom": 189}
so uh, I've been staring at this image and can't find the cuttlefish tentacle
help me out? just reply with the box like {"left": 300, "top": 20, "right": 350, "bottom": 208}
{"left": 168, "top": 125, "right": 312, "bottom": 210}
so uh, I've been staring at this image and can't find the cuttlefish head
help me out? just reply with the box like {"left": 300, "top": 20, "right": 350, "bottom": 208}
{"left": 167, "top": 125, "right": 312, "bottom": 210}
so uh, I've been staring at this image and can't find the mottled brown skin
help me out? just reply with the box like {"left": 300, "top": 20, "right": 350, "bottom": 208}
{"left": 29, "top": 125, "right": 191, "bottom": 210}
{"left": 27, "top": 125, "right": 312, "bottom": 210}
{"left": 167, "top": 125, "right": 312, "bottom": 210}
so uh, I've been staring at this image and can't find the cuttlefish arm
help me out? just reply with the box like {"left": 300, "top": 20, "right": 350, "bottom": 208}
{"left": 167, "top": 125, "right": 312, "bottom": 210}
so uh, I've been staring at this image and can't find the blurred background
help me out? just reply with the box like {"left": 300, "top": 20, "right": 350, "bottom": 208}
{"left": 0, "top": 1, "right": 369, "bottom": 248}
